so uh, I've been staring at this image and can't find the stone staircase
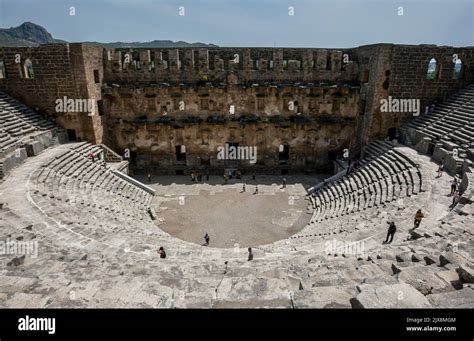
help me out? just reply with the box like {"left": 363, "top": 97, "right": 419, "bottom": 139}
{"left": 0, "top": 92, "right": 56, "bottom": 138}
{"left": 305, "top": 140, "right": 423, "bottom": 224}
{"left": 0, "top": 92, "right": 60, "bottom": 181}
{"left": 404, "top": 83, "right": 474, "bottom": 174}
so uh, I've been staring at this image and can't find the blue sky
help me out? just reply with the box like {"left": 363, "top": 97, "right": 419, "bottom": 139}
{"left": 0, "top": 0, "right": 473, "bottom": 47}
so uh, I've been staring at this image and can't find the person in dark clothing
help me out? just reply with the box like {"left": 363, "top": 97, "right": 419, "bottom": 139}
{"left": 247, "top": 247, "right": 254, "bottom": 261}
{"left": 223, "top": 261, "right": 228, "bottom": 274}
{"left": 147, "top": 172, "right": 151, "bottom": 182}
{"left": 450, "top": 177, "right": 458, "bottom": 196}
{"left": 384, "top": 221, "right": 397, "bottom": 244}
{"left": 158, "top": 246, "right": 166, "bottom": 259}
{"left": 204, "top": 233, "right": 210, "bottom": 246}
{"left": 437, "top": 159, "right": 445, "bottom": 178}
{"left": 282, "top": 178, "right": 286, "bottom": 188}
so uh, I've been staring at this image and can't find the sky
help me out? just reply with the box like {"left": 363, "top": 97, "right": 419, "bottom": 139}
{"left": 0, "top": 0, "right": 473, "bottom": 48}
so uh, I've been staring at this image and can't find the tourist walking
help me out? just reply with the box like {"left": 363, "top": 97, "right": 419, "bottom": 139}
{"left": 437, "top": 159, "right": 445, "bottom": 178}
{"left": 413, "top": 209, "right": 424, "bottom": 229}
{"left": 204, "top": 233, "right": 210, "bottom": 246}
{"left": 282, "top": 178, "right": 286, "bottom": 188}
{"left": 383, "top": 221, "right": 397, "bottom": 244}
{"left": 242, "top": 184, "right": 246, "bottom": 192}
{"left": 450, "top": 177, "right": 458, "bottom": 196}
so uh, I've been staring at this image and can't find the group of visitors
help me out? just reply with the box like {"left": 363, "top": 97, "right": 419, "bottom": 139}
{"left": 157, "top": 233, "right": 254, "bottom": 261}
{"left": 436, "top": 159, "right": 463, "bottom": 208}
{"left": 239, "top": 178, "right": 285, "bottom": 194}
{"left": 384, "top": 165, "right": 464, "bottom": 243}
{"left": 383, "top": 208, "right": 425, "bottom": 244}
{"left": 191, "top": 173, "right": 207, "bottom": 182}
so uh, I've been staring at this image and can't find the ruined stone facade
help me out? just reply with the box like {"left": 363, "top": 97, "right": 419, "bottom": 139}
{"left": 0, "top": 43, "right": 104, "bottom": 143}
{"left": 0, "top": 43, "right": 473, "bottom": 173}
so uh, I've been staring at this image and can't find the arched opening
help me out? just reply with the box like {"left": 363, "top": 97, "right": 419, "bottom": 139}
{"left": 253, "top": 59, "right": 260, "bottom": 70}
{"left": 387, "top": 127, "right": 397, "bottom": 141}
{"left": 268, "top": 59, "right": 274, "bottom": 70}
{"left": 427, "top": 58, "right": 439, "bottom": 80}
{"left": 453, "top": 58, "right": 463, "bottom": 79}
{"left": 23, "top": 59, "right": 34, "bottom": 79}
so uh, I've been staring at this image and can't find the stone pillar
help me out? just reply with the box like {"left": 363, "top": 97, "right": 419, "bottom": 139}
{"left": 303, "top": 50, "right": 314, "bottom": 81}
{"left": 197, "top": 49, "right": 209, "bottom": 74}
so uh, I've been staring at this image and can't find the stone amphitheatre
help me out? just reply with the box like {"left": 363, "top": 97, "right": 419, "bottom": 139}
{"left": 0, "top": 43, "right": 473, "bottom": 309}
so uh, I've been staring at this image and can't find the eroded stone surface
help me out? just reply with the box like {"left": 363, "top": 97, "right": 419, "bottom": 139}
{"left": 351, "top": 284, "right": 432, "bottom": 309}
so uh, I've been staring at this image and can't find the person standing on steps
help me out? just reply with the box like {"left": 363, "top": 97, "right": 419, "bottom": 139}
{"left": 383, "top": 221, "right": 397, "bottom": 244}
{"left": 247, "top": 247, "right": 254, "bottom": 261}
{"left": 158, "top": 246, "right": 166, "bottom": 259}
{"left": 223, "top": 261, "right": 228, "bottom": 274}
{"left": 204, "top": 233, "right": 210, "bottom": 246}
{"left": 413, "top": 209, "right": 424, "bottom": 229}
{"left": 437, "top": 159, "right": 445, "bottom": 178}
{"left": 452, "top": 190, "right": 461, "bottom": 208}
{"left": 450, "top": 177, "right": 458, "bottom": 196}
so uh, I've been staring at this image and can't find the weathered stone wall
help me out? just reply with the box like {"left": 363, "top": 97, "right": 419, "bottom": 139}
{"left": 0, "top": 147, "right": 27, "bottom": 180}
{"left": 111, "top": 120, "right": 357, "bottom": 174}
{"left": 104, "top": 47, "right": 359, "bottom": 84}
{"left": 69, "top": 44, "right": 105, "bottom": 143}
{"left": 355, "top": 44, "right": 474, "bottom": 147}
{"left": 1, "top": 43, "right": 473, "bottom": 173}
{"left": 103, "top": 82, "right": 361, "bottom": 173}
{"left": 0, "top": 43, "right": 104, "bottom": 143}
{"left": 355, "top": 44, "right": 394, "bottom": 147}
{"left": 389, "top": 45, "right": 474, "bottom": 107}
